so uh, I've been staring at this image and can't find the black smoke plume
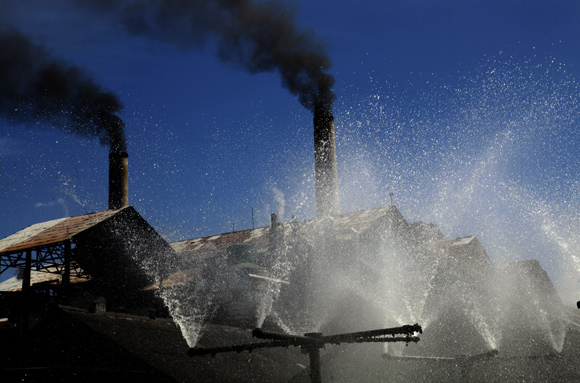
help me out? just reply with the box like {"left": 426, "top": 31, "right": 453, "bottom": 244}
{"left": 74, "top": 0, "right": 335, "bottom": 114}
{"left": 0, "top": 28, "right": 126, "bottom": 152}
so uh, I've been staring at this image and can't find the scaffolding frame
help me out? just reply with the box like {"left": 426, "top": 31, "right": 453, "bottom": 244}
{"left": 0, "top": 238, "right": 89, "bottom": 286}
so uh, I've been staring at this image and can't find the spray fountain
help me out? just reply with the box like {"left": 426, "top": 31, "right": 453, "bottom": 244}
{"left": 172, "top": 53, "right": 580, "bottom": 382}
{"left": 1, "top": 11, "right": 578, "bottom": 382}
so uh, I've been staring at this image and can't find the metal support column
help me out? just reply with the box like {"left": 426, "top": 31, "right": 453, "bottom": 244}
{"left": 19, "top": 249, "right": 32, "bottom": 337}
{"left": 22, "top": 249, "right": 32, "bottom": 292}
{"left": 308, "top": 346, "right": 322, "bottom": 383}
{"left": 63, "top": 240, "right": 71, "bottom": 285}
{"left": 305, "top": 332, "right": 323, "bottom": 383}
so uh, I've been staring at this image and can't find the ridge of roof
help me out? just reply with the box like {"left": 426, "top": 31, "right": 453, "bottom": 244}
{"left": 171, "top": 205, "right": 401, "bottom": 246}
{"left": 169, "top": 205, "right": 404, "bottom": 257}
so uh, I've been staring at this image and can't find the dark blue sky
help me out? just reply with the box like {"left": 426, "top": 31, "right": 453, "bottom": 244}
{"left": 1, "top": 0, "right": 580, "bottom": 300}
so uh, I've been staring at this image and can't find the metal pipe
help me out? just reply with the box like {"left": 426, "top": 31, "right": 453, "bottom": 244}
{"left": 190, "top": 324, "right": 422, "bottom": 383}
{"left": 322, "top": 323, "right": 422, "bottom": 345}
{"left": 382, "top": 349, "right": 498, "bottom": 362}
{"left": 188, "top": 341, "right": 292, "bottom": 358}
{"left": 308, "top": 345, "right": 322, "bottom": 383}
{"left": 252, "top": 328, "right": 320, "bottom": 347}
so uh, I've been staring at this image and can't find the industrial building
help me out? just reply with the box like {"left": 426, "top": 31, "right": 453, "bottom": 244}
{"left": 2, "top": 115, "right": 580, "bottom": 382}
{"left": 2, "top": 200, "right": 580, "bottom": 382}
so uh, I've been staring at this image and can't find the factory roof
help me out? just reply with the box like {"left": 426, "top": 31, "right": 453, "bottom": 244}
{"left": 170, "top": 205, "right": 408, "bottom": 259}
{"left": 332, "top": 204, "right": 408, "bottom": 233}
{"left": 0, "top": 207, "right": 128, "bottom": 255}
{"left": 0, "top": 206, "right": 179, "bottom": 294}
{"left": 171, "top": 226, "right": 271, "bottom": 258}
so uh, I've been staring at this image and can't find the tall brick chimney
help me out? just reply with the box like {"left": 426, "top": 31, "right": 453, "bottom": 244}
{"left": 313, "top": 111, "right": 339, "bottom": 217}
{"left": 108, "top": 151, "right": 129, "bottom": 210}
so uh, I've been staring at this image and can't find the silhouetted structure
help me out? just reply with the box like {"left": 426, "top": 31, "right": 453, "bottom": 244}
{"left": 1, "top": 205, "right": 580, "bottom": 382}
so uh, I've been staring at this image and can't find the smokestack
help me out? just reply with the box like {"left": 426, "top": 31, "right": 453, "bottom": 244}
{"left": 313, "top": 109, "right": 339, "bottom": 218}
{"left": 108, "top": 151, "right": 129, "bottom": 210}
{"left": 73, "top": 0, "right": 339, "bottom": 215}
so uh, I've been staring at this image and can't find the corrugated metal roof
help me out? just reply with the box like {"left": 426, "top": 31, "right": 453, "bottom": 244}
{"left": 170, "top": 205, "right": 405, "bottom": 258}
{"left": 170, "top": 227, "right": 271, "bottom": 257}
{"left": 0, "top": 207, "right": 129, "bottom": 254}
{"left": 169, "top": 205, "right": 495, "bottom": 276}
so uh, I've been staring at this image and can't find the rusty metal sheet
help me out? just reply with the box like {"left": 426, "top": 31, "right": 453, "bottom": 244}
{"left": 0, "top": 207, "right": 128, "bottom": 255}
{"left": 170, "top": 227, "right": 270, "bottom": 257}
{"left": 170, "top": 205, "right": 403, "bottom": 260}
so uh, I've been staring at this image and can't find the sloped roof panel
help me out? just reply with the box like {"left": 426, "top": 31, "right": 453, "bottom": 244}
{"left": 170, "top": 227, "right": 271, "bottom": 257}
{"left": 170, "top": 205, "right": 405, "bottom": 259}
{"left": 0, "top": 208, "right": 128, "bottom": 254}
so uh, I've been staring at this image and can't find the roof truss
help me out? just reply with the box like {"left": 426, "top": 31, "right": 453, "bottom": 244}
{"left": 0, "top": 238, "right": 88, "bottom": 279}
